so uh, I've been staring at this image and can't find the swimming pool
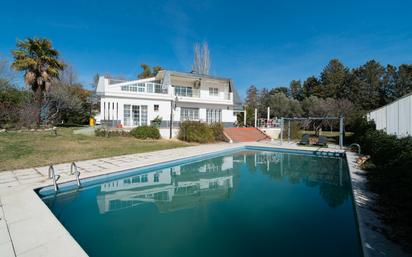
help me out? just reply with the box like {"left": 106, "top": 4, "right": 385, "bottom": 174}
{"left": 38, "top": 147, "right": 363, "bottom": 257}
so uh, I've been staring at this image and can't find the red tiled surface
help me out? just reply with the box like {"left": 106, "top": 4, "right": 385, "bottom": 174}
{"left": 224, "top": 128, "right": 270, "bottom": 142}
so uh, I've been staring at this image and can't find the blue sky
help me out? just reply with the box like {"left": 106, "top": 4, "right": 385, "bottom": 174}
{"left": 1, "top": 0, "right": 411, "bottom": 97}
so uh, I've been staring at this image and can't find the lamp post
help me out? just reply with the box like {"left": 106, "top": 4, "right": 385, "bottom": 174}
{"left": 170, "top": 96, "right": 177, "bottom": 139}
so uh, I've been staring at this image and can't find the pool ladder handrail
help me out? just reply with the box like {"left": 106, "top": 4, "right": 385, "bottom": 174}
{"left": 70, "top": 162, "right": 81, "bottom": 188}
{"left": 48, "top": 165, "right": 60, "bottom": 192}
{"left": 349, "top": 143, "right": 361, "bottom": 154}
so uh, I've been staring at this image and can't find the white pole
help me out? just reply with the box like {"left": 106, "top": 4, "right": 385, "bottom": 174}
{"left": 267, "top": 107, "right": 270, "bottom": 121}
{"left": 339, "top": 116, "right": 344, "bottom": 149}
{"left": 280, "top": 118, "right": 284, "bottom": 144}
{"left": 254, "top": 108, "right": 257, "bottom": 128}
{"left": 243, "top": 110, "right": 247, "bottom": 126}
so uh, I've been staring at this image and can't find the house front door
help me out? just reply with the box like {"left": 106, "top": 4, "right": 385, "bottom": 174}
{"left": 124, "top": 104, "right": 148, "bottom": 127}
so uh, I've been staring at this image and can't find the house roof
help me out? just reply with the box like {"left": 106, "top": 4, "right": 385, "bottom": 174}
{"left": 157, "top": 70, "right": 243, "bottom": 106}
{"left": 156, "top": 70, "right": 232, "bottom": 81}
{"left": 98, "top": 69, "right": 243, "bottom": 107}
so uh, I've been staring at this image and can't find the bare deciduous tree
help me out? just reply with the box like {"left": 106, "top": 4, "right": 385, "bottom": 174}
{"left": 60, "top": 63, "right": 78, "bottom": 86}
{"left": 44, "top": 84, "right": 83, "bottom": 124}
{"left": 192, "top": 42, "right": 210, "bottom": 75}
{"left": 0, "top": 56, "right": 18, "bottom": 84}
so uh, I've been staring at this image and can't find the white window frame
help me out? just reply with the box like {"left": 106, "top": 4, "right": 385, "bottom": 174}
{"left": 175, "top": 86, "right": 193, "bottom": 97}
{"left": 120, "top": 82, "right": 166, "bottom": 94}
{"left": 124, "top": 104, "right": 131, "bottom": 126}
{"left": 137, "top": 83, "right": 145, "bottom": 92}
{"left": 123, "top": 104, "right": 148, "bottom": 127}
{"left": 209, "top": 87, "right": 219, "bottom": 96}
{"left": 180, "top": 107, "right": 199, "bottom": 121}
{"left": 206, "top": 109, "right": 222, "bottom": 123}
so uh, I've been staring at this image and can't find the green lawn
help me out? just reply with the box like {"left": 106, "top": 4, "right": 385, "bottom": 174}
{"left": 0, "top": 127, "right": 194, "bottom": 171}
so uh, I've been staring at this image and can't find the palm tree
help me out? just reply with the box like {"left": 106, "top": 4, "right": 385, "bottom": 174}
{"left": 11, "top": 38, "right": 65, "bottom": 126}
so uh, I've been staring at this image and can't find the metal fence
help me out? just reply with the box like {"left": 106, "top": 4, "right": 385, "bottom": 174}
{"left": 367, "top": 93, "right": 412, "bottom": 138}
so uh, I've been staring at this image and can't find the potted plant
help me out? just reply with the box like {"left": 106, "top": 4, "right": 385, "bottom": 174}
{"left": 151, "top": 115, "right": 162, "bottom": 128}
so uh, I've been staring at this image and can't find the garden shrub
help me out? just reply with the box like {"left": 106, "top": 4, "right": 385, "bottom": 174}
{"left": 352, "top": 116, "right": 412, "bottom": 251}
{"left": 129, "top": 126, "right": 160, "bottom": 139}
{"left": 95, "top": 128, "right": 129, "bottom": 137}
{"left": 178, "top": 121, "right": 214, "bottom": 143}
{"left": 209, "top": 122, "right": 226, "bottom": 142}
{"left": 150, "top": 115, "right": 162, "bottom": 128}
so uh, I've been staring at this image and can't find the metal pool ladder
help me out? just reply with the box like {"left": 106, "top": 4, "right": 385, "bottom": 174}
{"left": 349, "top": 143, "right": 361, "bottom": 154}
{"left": 48, "top": 165, "right": 60, "bottom": 192}
{"left": 70, "top": 162, "right": 81, "bottom": 188}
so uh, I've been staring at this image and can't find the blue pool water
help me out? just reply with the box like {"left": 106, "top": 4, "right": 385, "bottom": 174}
{"left": 39, "top": 148, "right": 363, "bottom": 257}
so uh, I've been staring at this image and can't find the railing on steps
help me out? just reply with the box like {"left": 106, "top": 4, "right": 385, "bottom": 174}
{"left": 70, "top": 162, "right": 81, "bottom": 187}
{"left": 48, "top": 165, "right": 60, "bottom": 192}
{"left": 48, "top": 162, "right": 82, "bottom": 192}
{"left": 349, "top": 143, "right": 361, "bottom": 154}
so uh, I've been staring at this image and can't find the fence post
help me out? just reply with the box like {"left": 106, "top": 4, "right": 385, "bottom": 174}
{"left": 254, "top": 108, "right": 257, "bottom": 128}
{"left": 339, "top": 116, "right": 344, "bottom": 149}
{"left": 169, "top": 100, "right": 173, "bottom": 139}
{"left": 280, "top": 118, "right": 284, "bottom": 145}
{"left": 243, "top": 110, "right": 247, "bottom": 127}
{"left": 288, "top": 120, "right": 291, "bottom": 143}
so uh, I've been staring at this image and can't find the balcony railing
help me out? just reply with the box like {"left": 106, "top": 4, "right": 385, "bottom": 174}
{"left": 117, "top": 82, "right": 233, "bottom": 100}
{"left": 121, "top": 82, "right": 168, "bottom": 94}
{"left": 174, "top": 87, "right": 232, "bottom": 100}
{"left": 175, "top": 88, "right": 200, "bottom": 98}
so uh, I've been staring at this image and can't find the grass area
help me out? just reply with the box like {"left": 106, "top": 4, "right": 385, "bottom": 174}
{"left": 0, "top": 127, "right": 194, "bottom": 171}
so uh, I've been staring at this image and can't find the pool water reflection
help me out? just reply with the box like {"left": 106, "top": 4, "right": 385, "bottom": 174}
{"left": 42, "top": 150, "right": 363, "bottom": 257}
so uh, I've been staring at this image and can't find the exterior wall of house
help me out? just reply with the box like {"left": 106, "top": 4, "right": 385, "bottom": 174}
{"left": 96, "top": 71, "right": 237, "bottom": 138}
{"left": 100, "top": 97, "right": 237, "bottom": 127}
{"left": 100, "top": 97, "right": 172, "bottom": 127}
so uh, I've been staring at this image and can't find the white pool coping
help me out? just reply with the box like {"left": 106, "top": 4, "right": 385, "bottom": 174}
{"left": 0, "top": 141, "right": 372, "bottom": 257}
{"left": 346, "top": 152, "right": 411, "bottom": 257}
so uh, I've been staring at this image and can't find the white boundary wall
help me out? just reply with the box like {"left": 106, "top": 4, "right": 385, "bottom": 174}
{"left": 367, "top": 94, "right": 412, "bottom": 138}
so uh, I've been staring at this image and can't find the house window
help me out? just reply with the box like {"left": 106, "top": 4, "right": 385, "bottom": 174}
{"left": 132, "top": 176, "right": 140, "bottom": 183}
{"left": 209, "top": 87, "right": 219, "bottom": 96}
{"left": 107, "top": 102, "right": 110, "bottom": 120}
{"left": 130, "top": 84, "right": 138, "bottom": 92}
{"left": 138, "top": 83, "right": 145, "bottom": 92}
{"left": 147, "top": 83, "right": 154, "bottom": 93}
{"left": 175, "top": 86, "right": 193, "bottom": 97}
{"left": 154, "top": 104, "right": 159, "bottom": 111}
{"left": 132, "top": 105, "right": 140, "bottom": 126}
{"left": 155, "top": 84, "right": 162, "bottom": 93}
{"left": 125, "top": 105, "right": 148, "bottom": 126}
{"left": 141, "top": 105, "right": 148, "bottom": 125}
{"left": 154, "top": 173, "right": 159, "bottom": 182}
{"left": 206, "top": 109, "right": 222, "bottom": 123}
{"left": 180, "top": 108, "right": 199, "bottom": 121}
{"left": 103, "top": 102, "right": 106, "bottom": 119}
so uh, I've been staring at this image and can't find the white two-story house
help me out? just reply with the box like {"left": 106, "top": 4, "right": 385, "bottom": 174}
{"left": 96, "top": 70, "right": 241, "bottom": 138}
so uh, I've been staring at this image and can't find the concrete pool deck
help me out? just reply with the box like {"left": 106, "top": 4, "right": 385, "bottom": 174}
{"left": 0, "top": 141, "right": 407, "bottom": 257}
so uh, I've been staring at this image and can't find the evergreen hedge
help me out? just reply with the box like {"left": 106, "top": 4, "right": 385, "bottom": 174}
{"left": 129, "top": 126, "right": 160, "bottom": 139}
{"left": 178, "top": 121, "right": 226, "bottom": 143}
{"left": 352, "top": 117, "right": 412, "bottom": 250}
